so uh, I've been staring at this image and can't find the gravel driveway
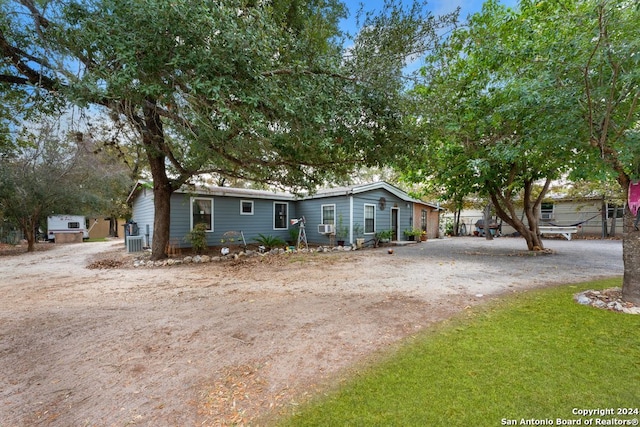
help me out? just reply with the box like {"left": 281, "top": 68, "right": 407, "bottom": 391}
{"left": 0, "top": 236, "right": 623, "bottom": 426}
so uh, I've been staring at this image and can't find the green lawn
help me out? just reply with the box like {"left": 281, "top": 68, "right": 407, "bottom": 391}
{"left": 278, "top": 279, "right": 640, "bottom": 426}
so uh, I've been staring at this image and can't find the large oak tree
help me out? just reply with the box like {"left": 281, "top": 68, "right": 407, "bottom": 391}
{"left": 0, "top": 0, "right": 457, "bottom": 260}
{"left": 406, "top": 0, "right": 640, "bottom": 302}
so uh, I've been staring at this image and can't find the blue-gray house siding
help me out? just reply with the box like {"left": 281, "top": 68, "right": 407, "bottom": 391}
{"left": 130, "top": 185, "right": 155, "bottom": 247}
{"left": 299, "top": 187, "right": 413, "bottom": 244}
{"left": 169, "top": 193, "right": 296, "bottom": 247}
{"left": 128, "top": 181, "right": 440, "bottom": 249}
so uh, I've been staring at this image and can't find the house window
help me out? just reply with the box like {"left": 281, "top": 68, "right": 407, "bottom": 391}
{"left": 540, "top": 203, "right": 554, "bottom": 221}
{"left": 607, "top": 203, "right": 624, "bottom": 219}
{"left": 321, "top": 204, "right": 335, "bottom": 225}
{"left": 274, "top": 202, "right": 288, "bottom": 230}
{"left": 421, "top": 209, "right": 427, "bottom": 232}
{"left": 240, "top": 200, "right": 254, "bottom": 215}
{"left": 364, "top": 204, "right": 376, "bottom": 234}
{"left": 191, "top": 198, "right": 213, "bottom": 231}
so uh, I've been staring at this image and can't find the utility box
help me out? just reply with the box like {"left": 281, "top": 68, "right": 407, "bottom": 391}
{"left": 126, "top": 235, "right": 144, "bottom": 252}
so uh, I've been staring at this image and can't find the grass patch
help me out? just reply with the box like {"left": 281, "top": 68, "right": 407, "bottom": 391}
{"left": 278, "top": 279, "right": 640, "bottom": 426}
{"left": 84, "top": 238, "right": 108, "bottom": 242}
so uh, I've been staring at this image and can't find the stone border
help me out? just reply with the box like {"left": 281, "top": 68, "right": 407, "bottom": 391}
{"left": 132, "top": 245, "right": 360, "bottom": 268}
{"left": 574, "top": 288, "right": 640, "bottom": 314}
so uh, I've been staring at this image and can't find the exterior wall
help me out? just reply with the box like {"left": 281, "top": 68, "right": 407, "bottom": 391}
{"left": 412, "top": 205, "right": 440, "bottom": 239}
{"left": 299, "top": 188, "right": 413, "bottom": 244}
{"left": 296, "top": 194, "right": 351, "bottom": 245}
{"left": 130, "top": 186, "right": 155, "bottom": 247}
{"left": 446, "top": 200, "right": 620, "bottom": 237}
{"left": 169, "top": 193, "right": 297, "bottom": 248}
{"left": 500, "top": 199, "right": 618, "bottom": 237}
{"left": 87, "top": 217, "right": 125, "bottom": 240}
{"left": 130, "top": 183, "right": 439, "bottom": 249}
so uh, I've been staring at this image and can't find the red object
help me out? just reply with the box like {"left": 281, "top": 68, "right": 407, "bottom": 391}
{"left": 629, "top": 181, "right": 640, "bottom": 216}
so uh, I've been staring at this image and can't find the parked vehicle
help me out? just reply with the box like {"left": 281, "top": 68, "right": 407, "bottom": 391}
{"left": 47, "top": 215, "right": 89, "bottom": 241}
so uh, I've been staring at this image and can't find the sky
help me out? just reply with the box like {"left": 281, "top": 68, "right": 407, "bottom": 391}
{"left": 338, "top": 0, "right": 520, "bottom": 75}
{"left": 339, "top": 0, "right": 520, "bottom": 33}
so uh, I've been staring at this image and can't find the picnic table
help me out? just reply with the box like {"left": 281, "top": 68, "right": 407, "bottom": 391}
{"left": 538, "top": 225, "right": 578, "bottom": 241}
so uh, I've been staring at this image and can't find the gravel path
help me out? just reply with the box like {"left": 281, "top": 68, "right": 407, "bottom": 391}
{"left": 0, "top": 236, "right": 623, "bottom": 426}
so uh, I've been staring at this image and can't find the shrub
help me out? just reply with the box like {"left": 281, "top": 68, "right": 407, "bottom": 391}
{"left": 185, "top": 223, "right": 208, "bottom": 254}
{"left": 255, "top": 233, "right": 286, "bottom": 250}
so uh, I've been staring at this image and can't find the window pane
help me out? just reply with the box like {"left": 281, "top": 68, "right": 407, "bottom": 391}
{"left": 241, "top": 201, "right": 253, "bottom": 214}
{"left": 274, "top": 203, "right": 287, "bottom": 229}
{"left": 322, "top": 205, "right": 335, "bottom": 224}
{"left": 364, "top": 205, "right": 375, "bottom": 233}
{"left": 193, "top": 199, "right": 212, "bottom": 230}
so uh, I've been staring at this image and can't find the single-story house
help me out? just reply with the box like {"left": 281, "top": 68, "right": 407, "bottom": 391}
{"left": 445, "top": 196, "right": 623, "bottom": 238}
{"left": 126, "top": 181, "right": 442, "bottom": 249}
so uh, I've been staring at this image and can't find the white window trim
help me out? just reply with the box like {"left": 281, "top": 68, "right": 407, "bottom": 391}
{"left": 321, "top": 204, "right": 336, "bottom": 225}
{"left": 190, "top": 197, "right": 214, "bottom": 232}
{"left": 364, "top": 203, "right": 376, "bottom": 235}
{"left": 240, "top": 200, "right": 254, "bottom": 215}
{"left": 273, "top": 202, "right": 289, "bottom": 230}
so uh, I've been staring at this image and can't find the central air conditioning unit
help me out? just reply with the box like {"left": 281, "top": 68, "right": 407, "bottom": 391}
{"left": 126, "top": 235, "right": 144, "bottom": 253}
{"left": 318, "top": 224, "right": 335, "bottom": 234}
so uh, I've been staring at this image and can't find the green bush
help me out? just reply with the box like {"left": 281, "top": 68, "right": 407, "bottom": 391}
{"left": 255, "top": 233, "right": 286, "bottom": 250}
{"left": 185, "top": 223, "right": 208, "bottom": 254}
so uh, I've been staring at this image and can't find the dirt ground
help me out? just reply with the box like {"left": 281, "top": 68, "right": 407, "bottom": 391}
{"left": 0, "top": 237, "right": 623, "bottom": 426}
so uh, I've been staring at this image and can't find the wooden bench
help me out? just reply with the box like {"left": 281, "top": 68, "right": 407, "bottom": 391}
{"left": 538, "top": 226, "right": 578, "bottom": 241}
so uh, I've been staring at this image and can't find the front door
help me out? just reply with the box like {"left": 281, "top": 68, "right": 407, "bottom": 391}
{"left": 391, "top": 207, "right": 399, "bottom": 240}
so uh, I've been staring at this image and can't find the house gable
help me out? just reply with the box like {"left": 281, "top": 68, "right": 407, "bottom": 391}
{"left": 129, "top": 181, "right": 441, "bottom": 248}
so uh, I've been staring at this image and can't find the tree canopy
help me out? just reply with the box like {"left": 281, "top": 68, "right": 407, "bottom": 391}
{"left": 0, "top": 0, "right": 458, "bottom": 259}
{"left": 0, "top": 116, "right": 132, "bottom": 250}
{"left": 403, "top": 0, "right": 640, "bottom": 300}
{"left": 403, "top": 0, "right": 638, "bottom": 250}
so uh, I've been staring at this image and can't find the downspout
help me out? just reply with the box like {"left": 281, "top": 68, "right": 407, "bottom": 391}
{"left": 349, "top": 195, "right": 354, "bottom": 244}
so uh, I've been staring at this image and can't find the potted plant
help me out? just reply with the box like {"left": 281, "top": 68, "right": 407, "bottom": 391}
{"left": 403, "top": 228, "right": 422, "bottom": 241}
{"left": 420, "top": 230, "right": 427, "bottom": 241}
{"left": 374, "top": 229, "right": 393, "bottom": 247}
{"left": 353, "top": 223, "right": 365, "bottom": 249}
{"left": 336, "top": 214, "right": 348, "bottom": 246}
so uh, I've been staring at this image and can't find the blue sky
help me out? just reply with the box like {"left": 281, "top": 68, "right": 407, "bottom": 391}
{"left": 339, "top": 0, "right": 519, "bottom": 33}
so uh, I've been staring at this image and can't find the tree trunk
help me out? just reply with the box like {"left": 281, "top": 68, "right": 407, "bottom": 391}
{"left": 151, "top": 181, "right": 172, "bottom": 260}
{"left": 141, "top": 101, "right": 174, "bottom": 261}
{"left": 490, "top": 184, "right": 546, "bottom": 251}
{"left": 609, "top": 206, "right": 618, "bottom": 237}
{"left": 622, "top": 208, "right": 640, "bottom": 304}
{"left": 20, "top": 215, "right": 37, "bottom": 252}
{"left": 483, "top": 203, "right": 493, "bottom": 241}
{"left": 601, "top": 198, "right": 608, "bottom": 238}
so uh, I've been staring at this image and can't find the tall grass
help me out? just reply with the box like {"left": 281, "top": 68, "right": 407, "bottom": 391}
{"left": 278, "top": 279, "right": 640, "bottom": 426}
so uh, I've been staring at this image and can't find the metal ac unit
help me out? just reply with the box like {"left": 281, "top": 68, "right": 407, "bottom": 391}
{"left": 318, "top": 224, "right": 335, "bottom": 234}
{"left": 126, "top": 235, "right": 144, "bottom": 253}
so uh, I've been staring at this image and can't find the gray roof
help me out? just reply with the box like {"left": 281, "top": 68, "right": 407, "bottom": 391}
{"left": 128, "top": 180, "right": 442, "bottom": 209}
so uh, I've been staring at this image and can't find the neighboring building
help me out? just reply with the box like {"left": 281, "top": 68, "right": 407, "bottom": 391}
{"left": 126, "top": 181, "right": 442, "bottom": 249}
{"left": 445, "top": 197, "right": 623, "bottom": 238}
{"left": 87, "top": 217, "right": 125, "bottom": 240}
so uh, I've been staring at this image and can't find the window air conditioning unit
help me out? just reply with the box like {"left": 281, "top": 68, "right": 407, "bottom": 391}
{"left": 318, "top": 224, "right": 335, "bottom": 234}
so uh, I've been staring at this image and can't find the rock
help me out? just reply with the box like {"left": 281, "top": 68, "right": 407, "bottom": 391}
{"left": 622, "top": 306, "right": 640, "bottom": 315}
{"left": 183, "top": 256, "right": 193, "bottom": 264}
{"left": 575, "top": 294, "right": 591, "bottom": 305}
{"left": 593, "top": 300, "right": 607, "bottom": 309}
{"left": 201, "top": 255, "right": 211, "bottom": 263}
